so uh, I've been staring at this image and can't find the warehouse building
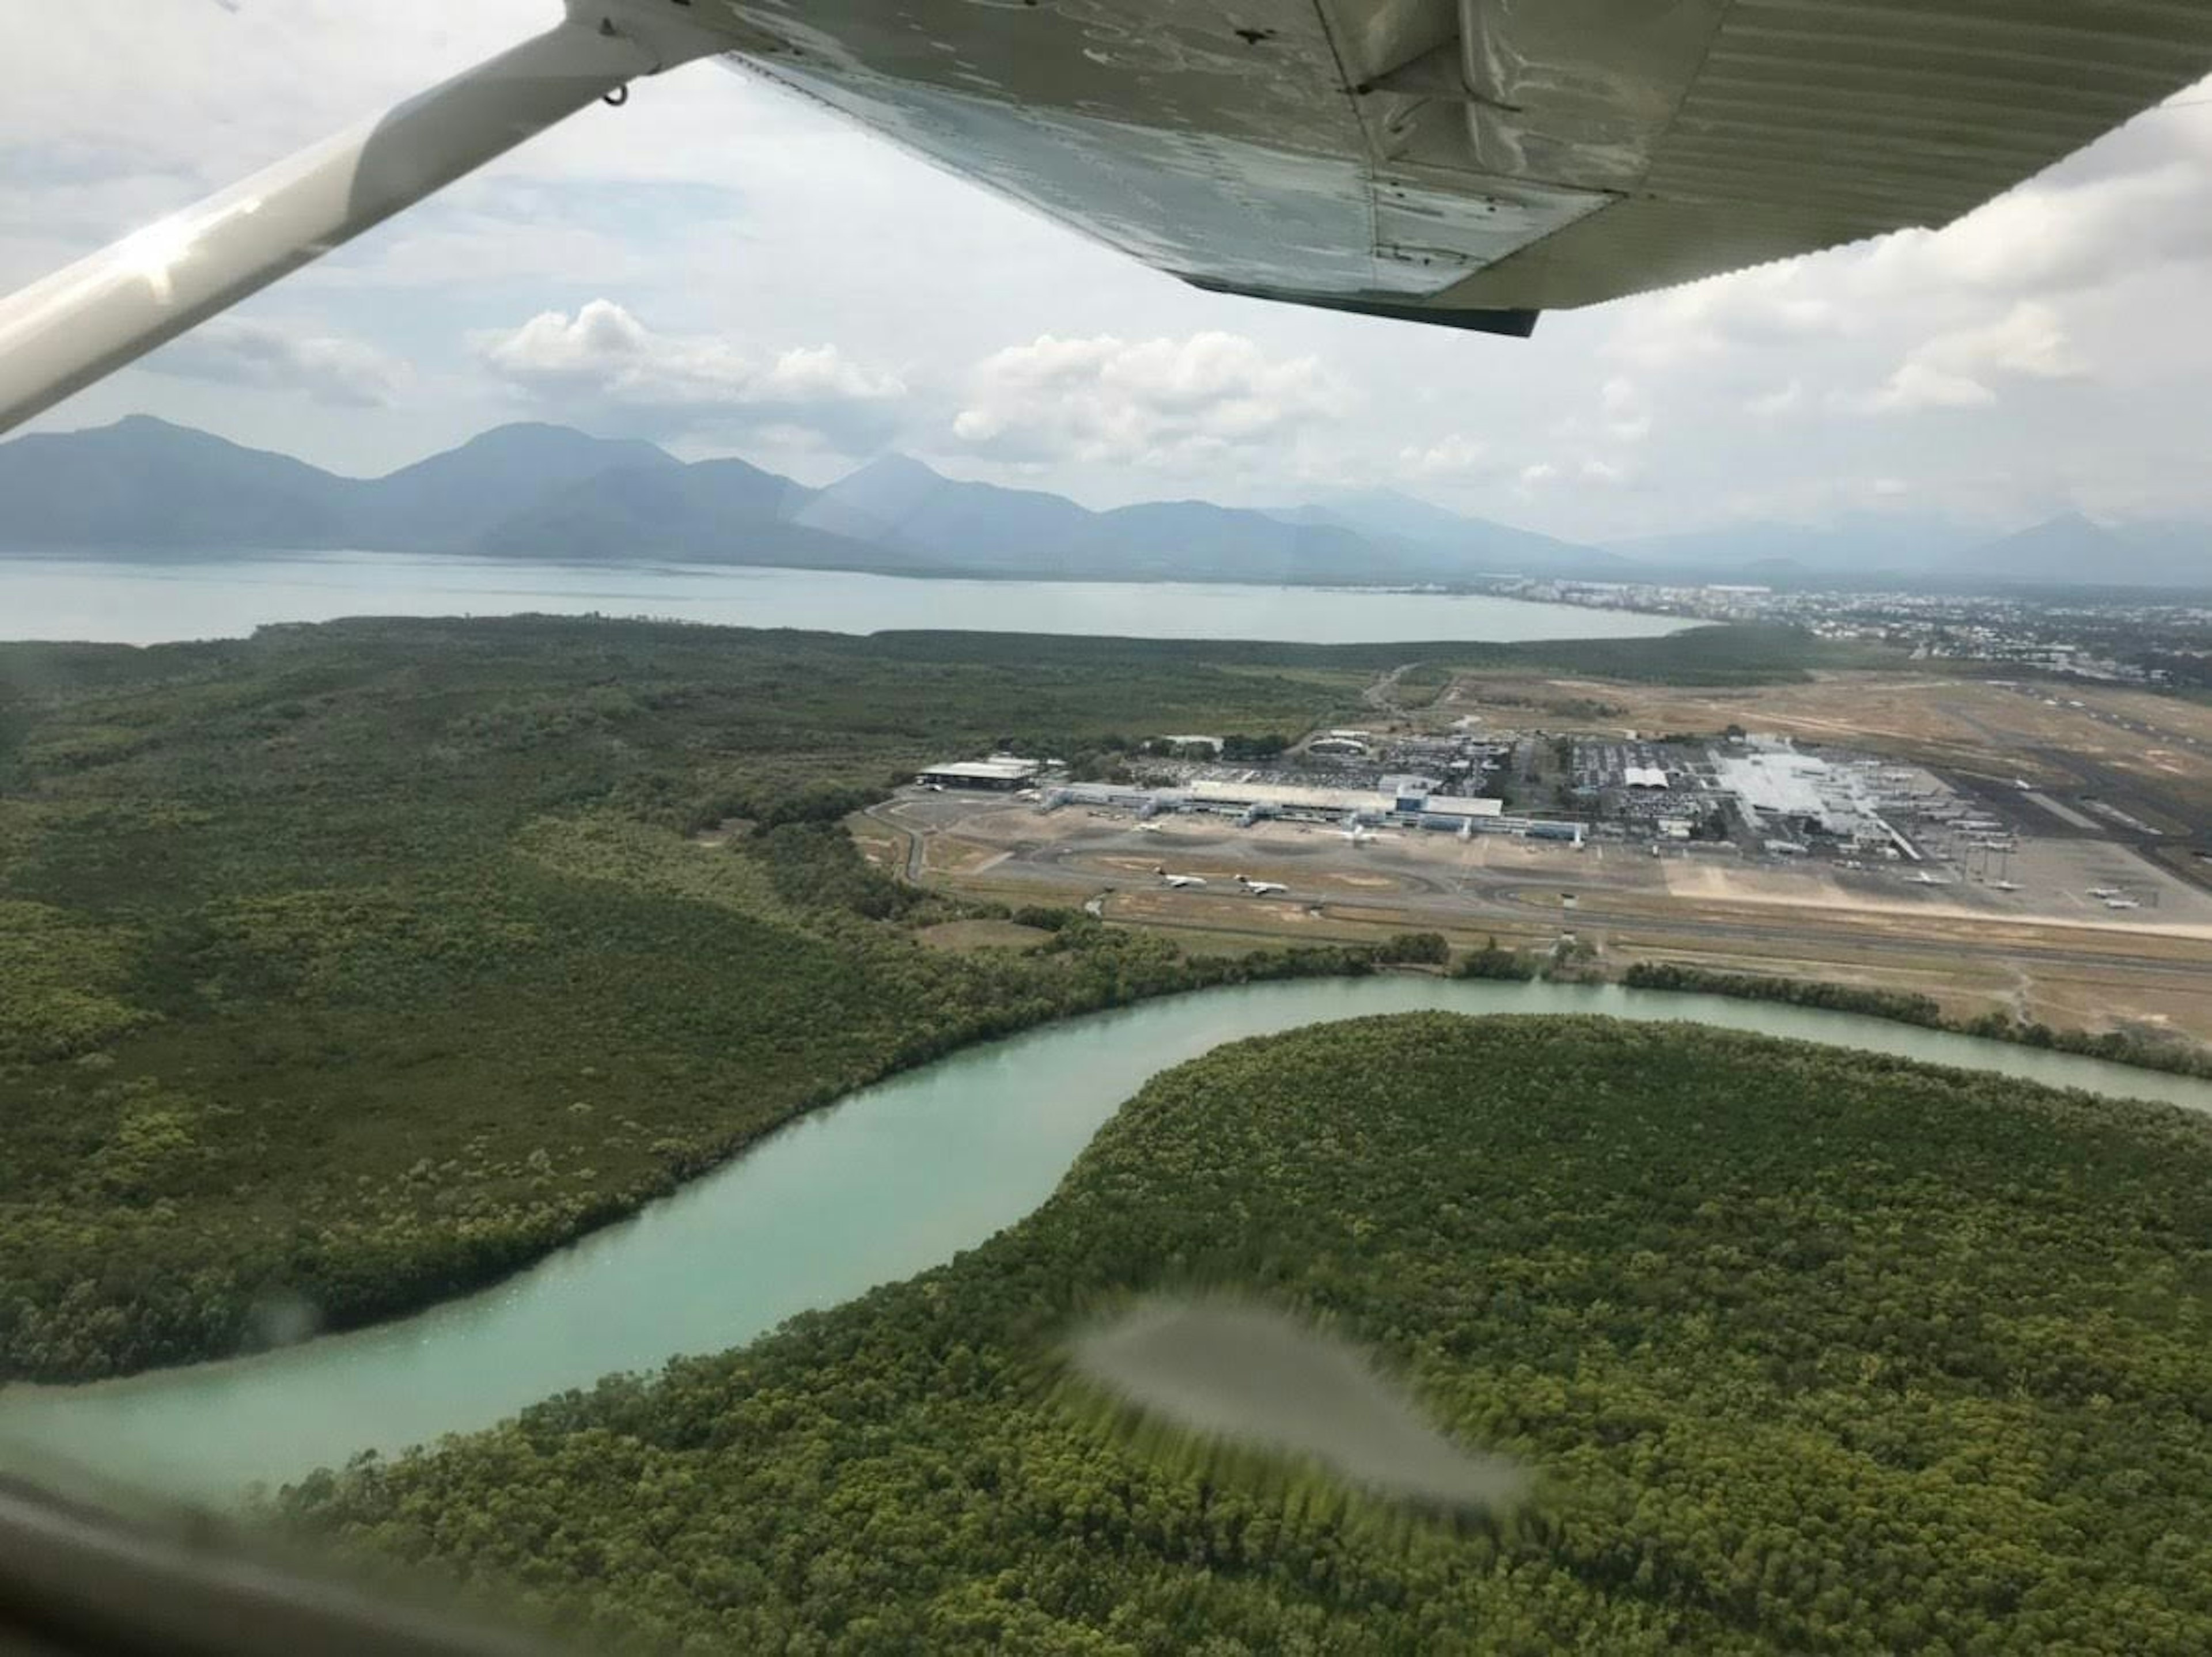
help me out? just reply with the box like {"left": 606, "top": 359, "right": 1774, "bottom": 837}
{"left": 916, "top": 757, "right": 1041, "bottom": 790}
{"left": 1711, "top": 741, "right": 1893, "bottom": 848}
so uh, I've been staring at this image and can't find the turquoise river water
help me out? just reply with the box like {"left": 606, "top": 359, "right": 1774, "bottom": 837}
{"left": 5, "top": 977, "right": 2207, "bottom": 1500}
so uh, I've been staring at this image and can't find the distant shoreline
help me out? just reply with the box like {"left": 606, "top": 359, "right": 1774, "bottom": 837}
{"left": 9, "top": 544, "right": 2206, "bottom": 604}
{"left": 0, "top": 543, "right": 1570, "bottom": 598}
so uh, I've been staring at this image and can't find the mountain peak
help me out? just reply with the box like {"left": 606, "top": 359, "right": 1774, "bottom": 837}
{"left": 427, "top": 422, "right": 676, "bottom": 468}
{"left": 106, "top": 413, "right": 192, "bottom": 435}
{"left": 1945, "top": 511, "right": 2174, "bottom": 587}
{"left": 837, "top": 452, "right": 945, "bottom": 488}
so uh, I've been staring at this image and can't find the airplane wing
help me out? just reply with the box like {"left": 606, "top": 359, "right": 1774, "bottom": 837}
{"left": 730, "top": 0, "right": 2212, "bottom": 331}
{"left": 5, "top": 0, "right": 2212, "bottom": 430}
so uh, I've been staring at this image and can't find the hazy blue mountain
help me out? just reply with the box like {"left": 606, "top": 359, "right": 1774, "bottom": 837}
{"left": 789, "top": 456, "right": 1096, "bottom": 566}
{"left": 355, "top": 423, "right": 683, "bottom": 548}
{"left": 20, "top": 418, "right": 2200, "bottom": 590}
{"left": 1605, "top": 514, "right": 1975, "bottom": 575}
{"left": 0, "top": 419, "right": 1633, "bottom": 583}
{"left": 0, "top": 417, "right": 858, "bottom": 568}
{"left": 1271, "top": 488, "right": 1477, "bottom": 545}
{"left": 1281, "top": 488, "right": 1635, "bottom": 578}
{"left": 2124, "top": 522, "right": 2212, "bottom": 587}
{"left": 1945, "top": 514, "right": 2212, "bottom": 589}
{"left": 793, "top": 456, "right": 1380, "bottom": 581}
{"left": 1094, "top": 499, "right": 1375, "bottom": 583}
{"left": 478, "top": 459, "right": 920, "bottom": 571}
{"left": 0, "top": 415, "right": 362, "bottom": 549}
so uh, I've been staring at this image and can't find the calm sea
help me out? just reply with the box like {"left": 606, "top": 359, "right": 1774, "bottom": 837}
{"left": 0, "top": 551, "right": 1691, "bottom": 646}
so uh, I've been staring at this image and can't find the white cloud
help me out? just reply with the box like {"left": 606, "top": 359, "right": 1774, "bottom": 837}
{"left": 1747, "top": 380, "right": 1804, "bottom": 416}
{"left": 1922, "top": 302, "right": 2085, "bottom": 382}
{"left": 952, "top": 332, "right": 1343, "bottom": 467}
{"left": 479, "top": 300, "right": 904, "bottom": 435}
{"left": 1548, "top": 376, "right": 1653, "bottom": 446}
{"left": 1856, "top": 164, "right": 2212, "bottom": 301}
{"left": 1397, "top": 433, "right": 1495, "bottom": 480}
{"left": 1858, "top": 301, "right": 2085, "bottom": 414}
{"left": 1517, "top": 462, "right": 1559, "bottom": 490}
{"left": 1862, "top": 362, "right": 1998, "bottom": 414}
{"left": 149, "top": 318, "right": 409, "bottom": 406}
{"left": 1599, "top": 376, "right": 1653, "bottom": 442}
{"left": 1609, "top": 266, "right": 1847, "bottom": 369}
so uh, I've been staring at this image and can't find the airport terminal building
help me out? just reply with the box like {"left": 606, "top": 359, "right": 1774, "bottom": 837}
{"left": 1039, "top": 776, "right": 1572, "bottom": 838}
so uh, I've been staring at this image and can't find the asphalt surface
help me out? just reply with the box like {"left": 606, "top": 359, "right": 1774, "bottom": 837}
{"left": 882, "top": 801, "right": 2212, "bottom": 987}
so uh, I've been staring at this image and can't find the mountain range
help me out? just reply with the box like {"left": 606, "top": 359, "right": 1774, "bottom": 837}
{"left": 0, "top": 417, "right": 1630, "bottom": 587}
{"left": 2, "top": 416, "right": 2207, "bottom": 591}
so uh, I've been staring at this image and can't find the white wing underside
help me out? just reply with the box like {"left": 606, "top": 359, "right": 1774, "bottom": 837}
{"left": 6, "top": 1, "right": 2212, "bottom": 434}
{"left": 717, "top": 0, "right": 2212, "bottom": 329}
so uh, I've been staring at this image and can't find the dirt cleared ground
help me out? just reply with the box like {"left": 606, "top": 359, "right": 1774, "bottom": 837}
{"left": 914, "top": 919, "right": 1052, "bottom": 952}
{"left": 1449, "top": 671, "right": 2212, "bottom": 835}
{"left": 1653, "top": 846, "right": 2212, "bottom": 935}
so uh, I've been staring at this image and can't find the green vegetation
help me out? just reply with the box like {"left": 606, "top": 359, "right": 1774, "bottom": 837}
{"left": 0, "top": 617, "right": 1374, "bottom": 1382}
{"left": 1622, "top": 962, "right": 2212, "bottom": 1079}
{"left": 1453, "top": 935, "right": 1543, "bottom": 980}
{"left": 1374, "top": 930, "right": 1450, "bottom": 965}
{"left": 1620, "top": 963, "right": 1946, "bottom": 1027}
{"left": 868, "top": 622, "right": 1878, "bottom": 684}
{"left": 1389, "top": 661, "right": 1456, "bottom": 708}
{"left": 285, "top": 1015, "right": 2212, "bottom": 1654}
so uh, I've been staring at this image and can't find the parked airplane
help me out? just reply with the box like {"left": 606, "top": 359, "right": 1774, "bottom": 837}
{"left": 1990, "top": 880, "right": 2021, "bottom": 893}
{"left": 1236, "top": 875, "right": 1288, "bottom": 897}
{"left": 2104, "top": 897, "right": 2141, "bottom": 911}
{"left": 1154, "top": 867, "right": 1206, "bottom": 889}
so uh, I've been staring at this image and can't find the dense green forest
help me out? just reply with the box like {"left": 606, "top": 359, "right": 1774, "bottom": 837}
{"left": 866, "top": 621, "right": 1883, "bottom": 683}
{"left": 0, "top": 617, "right": 1380, "bottom": 1382}
{"left": 284, "top": 1015, "right": 2212, "bottom": 1654}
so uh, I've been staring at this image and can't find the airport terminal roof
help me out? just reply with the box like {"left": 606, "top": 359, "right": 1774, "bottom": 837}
{"left": 1186, "top": 780, "right": 1502, "bottom": 817}
{"left": 1422, "top": 795, "right": 1506, "bottom": 818}
{"left": 920, "top": 759, "right": 1040, "bottom": 782}
{"left": 1190, "top": 780, "right": 1377, "bottom": 814}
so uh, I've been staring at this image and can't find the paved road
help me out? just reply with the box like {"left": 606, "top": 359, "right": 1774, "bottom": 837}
{"left": 862, "top": 801, "right": 929, "bottom": 881}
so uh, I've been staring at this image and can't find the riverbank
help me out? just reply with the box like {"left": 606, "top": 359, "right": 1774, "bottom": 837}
{"left": 266, "top": 1011, "right": 2212, "bottom": 1653}
{"left": 1616, "top": 960, "right": 2212, "bottom": 1078}
{"left": 8, "top": 976, "right": 2208, "bottom": 1500}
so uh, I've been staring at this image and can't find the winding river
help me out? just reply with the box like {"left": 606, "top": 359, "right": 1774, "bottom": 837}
{"left": 6, "top": 977, "right": 2209, "bottom": 1501}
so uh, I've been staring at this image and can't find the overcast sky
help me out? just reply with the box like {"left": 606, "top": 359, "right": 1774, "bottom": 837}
{"left": 9, "top": 1, "right": 2212, "bottom": 542}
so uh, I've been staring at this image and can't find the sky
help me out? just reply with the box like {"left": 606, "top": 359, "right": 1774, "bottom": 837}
{"left": 8, "top": 1, "right": 2212, "bottom": 544}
